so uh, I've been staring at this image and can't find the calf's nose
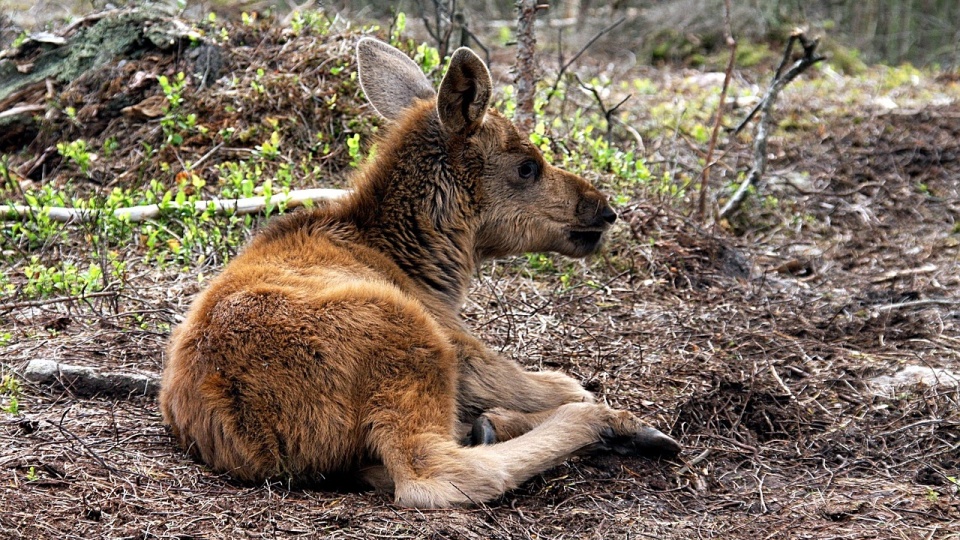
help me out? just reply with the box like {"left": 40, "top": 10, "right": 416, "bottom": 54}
{"left": 600, "top": 205, "right": 617, "bottom": 224}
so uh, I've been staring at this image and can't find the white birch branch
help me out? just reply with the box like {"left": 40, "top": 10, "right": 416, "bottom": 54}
{"left": 1, "top": 188, "right": 349, "bottom": 224}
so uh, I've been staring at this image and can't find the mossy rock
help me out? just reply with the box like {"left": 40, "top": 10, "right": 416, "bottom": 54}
{"left": 0, "top": 8, "right": 190, "bottom": 103}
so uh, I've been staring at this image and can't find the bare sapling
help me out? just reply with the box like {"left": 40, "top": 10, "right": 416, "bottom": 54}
{"left": 159, "top": 38, "right": 680, "bottom": 509}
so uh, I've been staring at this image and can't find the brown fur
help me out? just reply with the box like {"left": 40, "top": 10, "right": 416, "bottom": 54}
{"left": 159, "top": 39, "right": 679, "bottom": 508}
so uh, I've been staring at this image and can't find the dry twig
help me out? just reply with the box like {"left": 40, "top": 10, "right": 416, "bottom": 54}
{"left": 718, "top": 30, "right": 825, "bottom": 221}
{"left": 574, "top": 74, "right": 631, "bottom": 141}
{"left": 544, "top": 17, "right": 625, "bottom": 105}
{"left": 697, "top": 0, "right": 736, "bottom": 222}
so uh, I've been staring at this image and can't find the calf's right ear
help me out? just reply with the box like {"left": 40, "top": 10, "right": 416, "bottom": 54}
{"left": 437, "top": 47, "right": 492, "bottom": 136}
{"left": 356, "top": 38, "right": 436, "bottom": 121}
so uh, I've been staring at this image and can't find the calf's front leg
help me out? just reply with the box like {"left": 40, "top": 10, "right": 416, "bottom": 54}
{"left": 451, "top": 331, "right": 680, "bottom": 455}
{"left": 451, "top": 332, "right": 594, "bottom": 417}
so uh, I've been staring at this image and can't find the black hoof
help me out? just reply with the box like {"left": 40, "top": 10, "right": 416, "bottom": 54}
{"left": 463, "top": 416, "right": 497, "bottom": 446}
{"left": 600, "top": 426, "right": 681, "bottom": 458}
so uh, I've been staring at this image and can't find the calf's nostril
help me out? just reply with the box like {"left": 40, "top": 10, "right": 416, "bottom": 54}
{"left": 600, "top": 205, "right": 617, "bottom": 224}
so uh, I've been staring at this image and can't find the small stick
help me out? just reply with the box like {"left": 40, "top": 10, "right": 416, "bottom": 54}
{"left": 676, "top": 448, "right": 711, "bottom": 476}
{"left": 0, "top": 104, "right": 46, "bottom": 120}
{"left": 697, "top": 0, "right": 736, "bottom": 222}
{"left": 25, "top": 359, "right": 159, "bottom": 399}
{"left": 0, "top": 291, "right": 117, "bottom": 313}
{"left": 869, "top": 263, "right": 937, "bottom": 283}
{"left": 575, "top": 74, "right": 631, "bottom": 141}
{"left": 874, "top": 298, "right": 960, "bottom": 312}
{"left": 768, "top": 362, "right": 794, "bottom": 400}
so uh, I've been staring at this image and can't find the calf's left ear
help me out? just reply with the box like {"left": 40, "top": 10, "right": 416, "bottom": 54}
{"left": 357, "top": 38, "right": 437, "bottom": 121}
{"left": 437, "top": 47, "right": 492, "bottom": 136}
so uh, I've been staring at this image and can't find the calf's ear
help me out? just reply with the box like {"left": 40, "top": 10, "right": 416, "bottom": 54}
{"left": 356, "top": 38, "right": 436, "bottom": 121}
{"left": 437, "top": 47, "right": 492, "bottom": 136}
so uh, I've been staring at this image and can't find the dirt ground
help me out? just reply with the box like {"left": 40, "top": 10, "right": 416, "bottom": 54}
{"left": 1, "top": 9, "right": 959, "bottom": 540}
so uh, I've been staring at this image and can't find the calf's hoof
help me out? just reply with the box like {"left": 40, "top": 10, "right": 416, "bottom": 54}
{"left": 599, "top": 425, "right": 681, "bottom": 458}
{"left": 463, "top": 415, "right": 497, "bottom": 446}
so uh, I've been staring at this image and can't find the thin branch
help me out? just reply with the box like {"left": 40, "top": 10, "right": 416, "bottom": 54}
{"left": 718, "top": 31, "right": 825, "bottom": 221}
{"left": 0, "top": 104, "right": 46, "bottom": 120}
{"left": 575, "top": 74, "right": 631, "bottom": 141}
{"left": 544, "top": 17, "right": 626, "bottom": 105}
{"left": 697, "top": 0, "right": 736, "bottom": 222}
{"left": 874, "top": 298, "right": 960, "bottom": 312}
{"left": 457, "top": 18, "right": 490, "bottom": 66}
{"left": 25, "top": 359, "right": 159, "bottom": 399}
{"left": 0, "top": 291, "right": 118, "bottom": 313}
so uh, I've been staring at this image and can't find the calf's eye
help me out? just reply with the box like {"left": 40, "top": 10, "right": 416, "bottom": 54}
{"left": 518, "top": 160, "right": 539, "bottom": 181}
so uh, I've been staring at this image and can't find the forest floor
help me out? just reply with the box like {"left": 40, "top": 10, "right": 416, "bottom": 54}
{"left": 1, "top": 8, "right": 959, "bottom": 540}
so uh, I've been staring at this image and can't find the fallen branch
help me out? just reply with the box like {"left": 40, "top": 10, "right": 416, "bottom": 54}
{"left": 874, "top": 298, "right": 960, "bottom": 312}
{"left": 718, "top": 31, "right": 825, "bottom": 221}
{"left": 0, "top": 188, "right": 349, "bottom": 224}
{"left": 0, "top": 291, "right": 117, "bottom": 313}
{"left": 869, "top": 264, "right": 937, "bottom": 283}
{"left": 0, "top": 104, "right": 46, "bottom": 120}
{"left": 23, "top": 359, "right": 159, "bottom": 399}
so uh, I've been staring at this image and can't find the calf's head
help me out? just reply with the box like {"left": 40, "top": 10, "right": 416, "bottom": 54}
{"left": 357, "top": 38, "right": 616, "bottom": 261}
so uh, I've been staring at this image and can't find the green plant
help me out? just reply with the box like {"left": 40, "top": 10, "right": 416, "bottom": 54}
{"left": 346, "top": 133, "right": 362, "bottom": 168}
{"left": 102, "top": 136, "right": 120, "bottom": 158}
{"left": 255, "top": 131, "right": 282, "bottom": 160}
{"left": 56, "top": 139, "right": 95, "bottom": 175}
{"left": 2, "top": 185, "right": 68, "bottom": 253}
{"left": 390, "top": 11, "right": 407, "bottom": 46}
{"left": 250, "top": 68, "right": 267, "bottom": 94}
{"left": 11, "top": 31, "right": 27, "bottom": 49}
{"left": 414, "top": 43, "right": 441, "bottom": 74}
{"left": 158, "top": 72, "right": 195, "bottom": 146}
{"left": 524, "top": 253, "right": 556, "bottom": 273}
{"left": 290, "top": 9, "right": 331, "bottom": 36}
{"left": 1, "top": 373, "right": 20, "bottom": 415}
{"left": 25, "top": 466, "right": 38, "bottom": 481}
{"left": 22, "top": 256, "right": 104, "bottom": 299}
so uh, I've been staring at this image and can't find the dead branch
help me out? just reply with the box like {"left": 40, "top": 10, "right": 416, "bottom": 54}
{"left": 718, "top": 31, "right": 825, "bottom": 221}
{"left": 575, "top": 74, "right": 631, "bottom": 142}
{"left": 0, "top": 188, "right": 348, "bottom": 224}
{"left": 870, "top": 264, "right": 938, "bottom": 283}
{"left": 415, "top": 0, "right": 461, "bottom": 60}
{"left": 23, "top": 359, "right": 159, "bottom": 399}
{"left": 544, "top": 17, "right": 625, "bottom": 106}
{"left": 454, "top": 12, "right": 490, "bottom": 66}
{"left": 697, "top": 0, "right": 736, "bottom": 222}
{"left": 0, "top": 291, "right": 118, "bottom": 313}
{"left": 874, "top": 298, "right": 960, "bottom": 312}
{"left": 0, "top": 104, "right": 46, "bottom": 120}
{"left": 514, "top": 0, "right": 545, "bottom": 134}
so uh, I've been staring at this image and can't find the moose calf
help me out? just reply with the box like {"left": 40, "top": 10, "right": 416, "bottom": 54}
{"left": 160, "top": 38, "right": 680, "bottom": 508}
